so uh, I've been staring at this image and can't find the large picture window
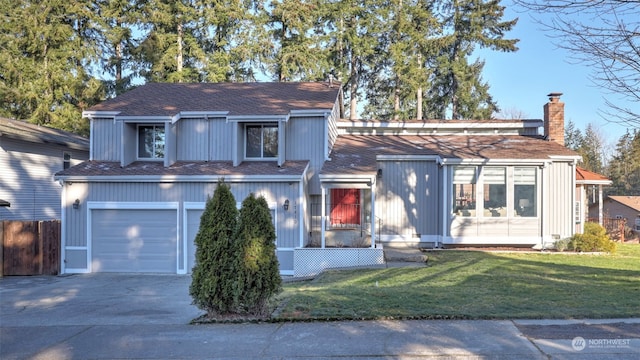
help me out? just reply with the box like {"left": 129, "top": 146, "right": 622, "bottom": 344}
{"left": 514, "top": 167, "right": 537, "bottom": 217}
{"left": 246, "top": 124, "right": 278, "bottom": 159}
{"left": 453, "top": 166, "right": 477, "bottom": 217}
{"left": 453, "top": 166, "right": 538, "bottom": 218}
{"left": 138, "top": 124, "right": 165, "bottom": 159}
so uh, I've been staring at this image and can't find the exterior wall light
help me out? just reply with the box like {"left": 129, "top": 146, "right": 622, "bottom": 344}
{"left": 73, "top": 199, "right": 80, "bottom": 209}
{"left": 283, "top": 199, "right": 290, "bottom": 211}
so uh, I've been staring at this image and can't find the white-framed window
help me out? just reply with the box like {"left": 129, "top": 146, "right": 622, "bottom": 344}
{"left": 514, "top": 167, "right": 537, "bottom": 217}
{"left": 453, "top": 166, "right": 477, "bottom": 217}
{"left": 245, "top": 123, "right": 278, "bottom": 159}
{"left": 635, "top": 217, "right": 640, "bottom": 231}
{"left": 452, "top": 166, "right": 538, "bottom": 218}
{"left": 483, "top": 167, "right": 506, "bottom": 217}
{"left": 63, "top": 152, "right": 71, "bottom": 169}
{"left": 137, "top": 124, "right": 165, "bottom": 159}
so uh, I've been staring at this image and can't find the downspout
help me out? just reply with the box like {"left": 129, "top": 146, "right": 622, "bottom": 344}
{"left": 571, "top": 160, "right": 577, "bottom": 237}
{"left": 60, "top": 181, "right": 67, "bottom": 274}
{"left": 370, "top": 178, "right": 376, "bottom": 248}
{"left": 598, "top": 184, "right": 604, "bottom": 226}
{"left": 321, "top": 185, "right": 326, "bottom": 248}
{"left": 439, "top": 158, "right": 447, "bottom": 248}
{"left": 299, "top": 178, "right": 304, "bottom": 248}
{"left": 89, "top": 118, "right": 94, "bottom": 161}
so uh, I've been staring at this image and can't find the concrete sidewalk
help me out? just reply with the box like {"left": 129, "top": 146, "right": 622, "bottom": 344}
{"left": 1, "top": 274, "right": 639, "bottom": 359}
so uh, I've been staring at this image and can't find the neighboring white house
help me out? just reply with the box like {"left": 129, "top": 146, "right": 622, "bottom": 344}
{"left": 1, "top": 118, "right": 89, "bottom": 220}
{"left": 54, "top": 83, "right": 581, "bottom": 276}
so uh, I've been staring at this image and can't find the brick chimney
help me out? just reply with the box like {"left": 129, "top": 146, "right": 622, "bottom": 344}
{"left": 543, "top": 92, "right": 564, "bottom": 146}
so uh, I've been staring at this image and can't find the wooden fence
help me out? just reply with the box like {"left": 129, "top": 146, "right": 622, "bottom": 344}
{"left": 588, "top": 217, "right": 626, "bottom": 242}
{"left": 1, "top": 220, "right": 60, "bottom": 276}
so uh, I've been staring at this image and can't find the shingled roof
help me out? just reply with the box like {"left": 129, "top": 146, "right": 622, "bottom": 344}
{"left": 85, "top": 82, "right": 341, "bottom": 117}
{"left": 576, "top": 166, "right": 612, "bottom": 184}
{"left": 0, "top": 117, "right": 89, "bottom": 151}
{"left": 321, "top": 134, "right": 580, "bottom": 176}
{"left": 608, "top": 196, "right": 640, "bottom": 212}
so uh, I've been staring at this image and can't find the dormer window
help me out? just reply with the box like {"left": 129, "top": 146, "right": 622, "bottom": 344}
{"left": 246, "top": 124, "right": 278, "bottom": 159}
{"left": 138, "top": 124, "right": 165, "bottom": 159}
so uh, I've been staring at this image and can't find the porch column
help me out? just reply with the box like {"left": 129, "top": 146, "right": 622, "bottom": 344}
{"left": 581, "top": 185, "right": 586, "bottom": 233}
{"left": 598, "top": 184, "right": 604, "bottom": 226}
{"left": 370, "top": 180, "right": 376, "bottom": 248}
{"left": 321, "top": 185, "right": 326, "bottom": 248}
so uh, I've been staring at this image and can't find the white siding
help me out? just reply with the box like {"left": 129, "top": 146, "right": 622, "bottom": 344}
{"left": 546, "top": 161, "right": 576, "bottom": 239}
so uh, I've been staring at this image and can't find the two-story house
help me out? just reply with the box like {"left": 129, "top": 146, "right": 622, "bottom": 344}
{"left": 55, "top": 83, "right": 581, "bottom": 276}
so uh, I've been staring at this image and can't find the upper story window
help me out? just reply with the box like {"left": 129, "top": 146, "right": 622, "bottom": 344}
{"left": 138, "top": 124, "right": 165, "bottom": 159}
{"left": 246, "top": 124, "right": 278, "bottom": 159}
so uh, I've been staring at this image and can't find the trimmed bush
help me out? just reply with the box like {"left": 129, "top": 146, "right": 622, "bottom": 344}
{"left": 569, "top": 222, "right": 617, "bottom": 253}
{"left": 189, "top": 181, "right": 239, "bottom": 316}
{"left": 234, "top": 193, "right": 282, "bottom": 316}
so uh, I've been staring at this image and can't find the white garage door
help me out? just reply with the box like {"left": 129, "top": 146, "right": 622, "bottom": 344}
{"left": 91, "top": 209, "right": 177, "bottom": 273}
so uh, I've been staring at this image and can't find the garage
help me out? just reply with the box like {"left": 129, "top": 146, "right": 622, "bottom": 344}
{"left": 185, "top": 206, "right": 204, "bottom": 273}
{"left": 91, "top": 207, "right": 178, "bottom": 273}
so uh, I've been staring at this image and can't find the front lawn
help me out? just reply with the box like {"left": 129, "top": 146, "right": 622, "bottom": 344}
{"left": 275, "top": 244, "right": 640, "bottom": 320}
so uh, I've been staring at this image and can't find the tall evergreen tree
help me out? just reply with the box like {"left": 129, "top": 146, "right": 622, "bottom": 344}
{"left": 426, "top": 0, "right": 517, "bottom": 119}
{"left": 607, "top": 130, "right": 640, "bottom": 196}
{"left": 234, "top": 193, "right": 281, "bottom": 316}
{"left": 564, "top": 120, "right": 584, "bottom": 151}
{"left": 95, "top": 0, "right": 144, "bottom": 96}
{"left": 190, "top": 181, "right": 239, "bottom": 316}
{"left": 198, "top": 0, "right": 265, "bottom": 82}
{"left": 0, "top": 0, "right": 104, "bottom": 135}
{"left": 578, "top": 124, "right": 606, "bottom": 174}
{"left": 325, "top": 0, "right": 381, "bottom": 119}
{"left": 266, "top": 0, "right": 329, "bottom": 81}
{"left": 136, "top": 0, "right": 206, "bottom": 82}
{"left": 363, "top": 0, "right": 441, "bottom": 120}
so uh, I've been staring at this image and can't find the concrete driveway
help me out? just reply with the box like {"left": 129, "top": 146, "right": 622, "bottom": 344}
{"left": 1, "top": 274, "right": 639, "bottom": 359}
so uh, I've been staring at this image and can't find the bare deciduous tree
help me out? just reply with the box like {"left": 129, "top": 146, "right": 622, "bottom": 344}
{"left": 514, "top": 0, "right": 640, "bottom": 128}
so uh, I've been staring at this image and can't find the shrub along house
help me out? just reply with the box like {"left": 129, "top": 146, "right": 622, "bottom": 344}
{"left": 55, "top": 84, "right": 581, "bottom": 277}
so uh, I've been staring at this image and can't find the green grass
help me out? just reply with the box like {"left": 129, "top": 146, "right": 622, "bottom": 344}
{"left": 275, "top": 244, "right": 640, "bottom": 321}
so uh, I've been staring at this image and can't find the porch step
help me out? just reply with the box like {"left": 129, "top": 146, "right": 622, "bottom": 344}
{"left": 383, "top": 248, "right": 429, "bottom": 263}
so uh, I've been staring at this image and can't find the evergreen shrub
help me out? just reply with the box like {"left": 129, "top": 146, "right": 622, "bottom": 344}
{"left": 189, "top": 181, "right": 239, "bottom": 316}
{"left": 234, "top": 193, "right": 282, "bottom": 316}
{"left": 569, "top": 222, "right": 617, "bottom": 253}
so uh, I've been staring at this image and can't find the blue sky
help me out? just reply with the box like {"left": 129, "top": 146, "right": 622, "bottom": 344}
{"left": 476, "top": 4, "right": 636, "bottom": 146}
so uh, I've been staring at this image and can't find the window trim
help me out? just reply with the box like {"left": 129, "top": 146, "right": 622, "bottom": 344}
{"left": 137, "top": 124, "right": 165, "bottom": 160}
{"left": 452, "top": 165, "right": 539, "bottom": 219}
{"left": 244, "top": 123, "right": 278, "bottom": 160}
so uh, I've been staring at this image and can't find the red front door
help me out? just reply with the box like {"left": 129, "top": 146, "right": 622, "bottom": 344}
{"left": 330, "top": 189, "right": 360, "bottom": 225}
